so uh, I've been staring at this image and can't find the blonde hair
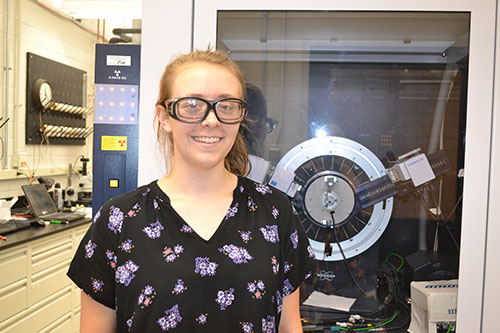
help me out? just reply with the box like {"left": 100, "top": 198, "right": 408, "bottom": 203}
{"left": 154, "top": 48, "right": 249, "bottom": 176}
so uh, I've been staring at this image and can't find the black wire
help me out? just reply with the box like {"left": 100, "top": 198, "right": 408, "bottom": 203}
{"left": 330, "top": 212, "right": 374, "bottom": 301}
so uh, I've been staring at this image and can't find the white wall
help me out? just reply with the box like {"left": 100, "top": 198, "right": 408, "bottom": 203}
{"left": 0, "top": 0, "right": 97, "bottom": 199}
{"left": 137, "top": 1, "right": 193, "bottom": 185}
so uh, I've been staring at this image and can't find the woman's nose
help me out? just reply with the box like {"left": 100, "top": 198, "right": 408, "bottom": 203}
{"left": 201, "top": 109, "right": 220, "bottom": 127}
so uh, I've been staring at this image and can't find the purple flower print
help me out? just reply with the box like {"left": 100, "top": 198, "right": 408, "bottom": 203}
{"left": 163, "top": 244, "right": 184, "bottom": 263}
{"left": 275, "top": 290, "right": 283, "bottom": 314}
{"left": 238, "top": 230, "right": 252, "bottom": 243}
{"left": 142, "top": 187, "right": 151, "bottom": 196}
{"left": 126, "top": 312, "right": 135, "bottom": 329}
{"left": 225, "top": 202, "right": 239, "bottom": 220}
{"left": 105, "top": 250, "right": 117, "bottom": 269}
{"left": 291, "top": 204, "right": 298, "bottom": 215}
{"left": 271, "top": 206, "right": 279, "bottom": 219}
{"left": 219, "top": 244, "right": 254, "bottom": 264}
{"left": 271, "top": 256, "right": 279, "bottom": 275}
{"left": 307, "top": 245, "right": 316, "bottom": 259}
{"left": 194, "top": 257, "right": 218, "bottom": 277}
{"left": 127, "top": 202, "right": 141, "bottom": 217}
{"left": 215, "top": 288, "right": 235, "bottom": 310}
{"left": 247, "top": 280, "right": 266, "bottom": 299}
{"left": 108, "top": 205, "right": 124, "bottom": 233}
{"left": 91, "top": 277, "right": 104, "bottom": 293}
{"left": 262, "top": 315, "right": 276, "bottom": 333}
{"left": 84, "top": 240, "right": 97, "bottom": 259}
{"left": 239, "top": 185, "right": 245, "bottom": 193}
{"left": 172, "top": 279, "right": 186, "bottom": 295}
{"left": 138, "top": 285, "right": 156, "bottom": 308}
{"left": 196, "top": 313, "right": 208, "bottom": 325}
{"left": 143, "top": 220, "right": 164, "bottom": 239}
{"left": 115, "top": 260, "right": 139, "bottom": 286}
{"left": 180, "top": 224, "right": 193, "bottom": 233}
{"left": 283, "top": 279, "right": 294, "bottom": 296}
{"left": 255, "top": 184, "right": 272, "bottom": 195}
{"left": 240, "top": 321, "right": 254, "bottom": 333}
{"left": 119, "top": 239, "right": 134, "bottom": 253}
{"left": 260, "top": 225, "right": 279, "bottom": 243}
{"left": 284, "top": 261, "right": 292, "bottom": 274}
{"left": 153, "top": 198, "right": 159, "bottom": 210}
{"left": 290, "top": 230, "right": 299, "bottom": 249}
{"left": 247, "top": 197, "right": 258, "bottom": 211}
{"left": 157, "top": 304, "right": 182, "bottom": 331}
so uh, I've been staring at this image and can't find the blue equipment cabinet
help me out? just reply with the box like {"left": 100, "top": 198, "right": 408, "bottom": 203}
{"left": 92, "top": 44, "right": 140, "bottom": 217}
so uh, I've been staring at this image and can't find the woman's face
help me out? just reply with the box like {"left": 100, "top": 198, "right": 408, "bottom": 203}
{"left": 160, "top": 62, "right": 242, "bottom": 172}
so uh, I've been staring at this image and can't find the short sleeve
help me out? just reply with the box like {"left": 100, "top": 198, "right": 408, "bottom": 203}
{"left": 281, "top": 202, "right": 316, "bottom": 296}
{"left": 67, "top": 205, "right": 119, "bottom": 309}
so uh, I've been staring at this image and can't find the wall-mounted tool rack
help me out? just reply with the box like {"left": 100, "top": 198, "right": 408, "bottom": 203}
{"left": 25, "top": 52, "right": 92, "bottom": 145}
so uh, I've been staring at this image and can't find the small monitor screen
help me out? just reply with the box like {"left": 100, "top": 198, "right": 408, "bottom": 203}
{"left": 22, "top": 184, "right": 57, "bottom": 216}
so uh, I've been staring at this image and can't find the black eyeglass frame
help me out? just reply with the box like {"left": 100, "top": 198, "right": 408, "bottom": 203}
{"left": 165, "top": 96, "right": 247, "bottom": 124}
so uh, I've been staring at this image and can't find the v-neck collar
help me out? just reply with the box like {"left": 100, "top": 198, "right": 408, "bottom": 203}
{"left": 150, "top": 176, "right": 246, "bottom": 243}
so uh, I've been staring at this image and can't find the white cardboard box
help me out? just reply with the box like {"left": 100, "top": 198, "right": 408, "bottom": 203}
{"left": 408, "top": 279, "right": 458, "bottom": 333}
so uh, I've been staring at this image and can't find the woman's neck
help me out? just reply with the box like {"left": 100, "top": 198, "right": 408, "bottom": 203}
{"left": 159, "top": 164, "right": 237, "bottom": 198}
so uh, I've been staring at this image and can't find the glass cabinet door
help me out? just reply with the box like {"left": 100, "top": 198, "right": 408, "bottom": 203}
{"left": 217, "top": 10, "right": 469, "bottom": 326}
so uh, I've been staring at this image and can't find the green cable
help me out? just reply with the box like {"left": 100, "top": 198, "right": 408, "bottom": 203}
{"left": 338, "top": 309, "right": 400, "bottom": 331}
{"left": 385, "top": 253, "right": 404, "bottom": 271}
{"left": 446, "top": 323, "right": 453, "bottom": 333}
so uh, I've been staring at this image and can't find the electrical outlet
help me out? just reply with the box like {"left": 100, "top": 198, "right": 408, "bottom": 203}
{"left": 12, "top": 151, "right": 28, "bottom": 169}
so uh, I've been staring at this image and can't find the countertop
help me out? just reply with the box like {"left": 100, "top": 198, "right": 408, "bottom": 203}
{"left": 0, "top": 218, "right": 91, "bottom": 251}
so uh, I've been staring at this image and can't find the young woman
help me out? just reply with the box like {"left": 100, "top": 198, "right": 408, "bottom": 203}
{"left": 68, "top": 49, "right": 315, "bottom": 332}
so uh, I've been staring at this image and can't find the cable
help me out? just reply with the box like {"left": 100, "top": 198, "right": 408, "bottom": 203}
{"left": 385, "top": 253, "right": 404, "bottom": 272}
{"left": 337, "top": 309, "right": 400, "bottom": 331}
{"left": 21, "top": 161, "right": 33, "bottom": 184}
{"left": 69, "top": 154, "right": 85, "bottom": 179}
{"left": 330, "top": 212, "right": 373, "bottom": 300}
{"left": 446, "top": 322, "right": 454, "bottom": 333}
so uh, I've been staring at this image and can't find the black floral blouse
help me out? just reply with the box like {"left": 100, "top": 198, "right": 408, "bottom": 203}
{"left": 67, "top": 176, "right": 315, "bottom": 332}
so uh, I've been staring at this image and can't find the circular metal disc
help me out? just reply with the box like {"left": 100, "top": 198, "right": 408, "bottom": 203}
{"left": 276, "top": 136, "right": 393, "bottom": 261}
{"left": 303, "top": 171, "right": 355, "bottom": 226}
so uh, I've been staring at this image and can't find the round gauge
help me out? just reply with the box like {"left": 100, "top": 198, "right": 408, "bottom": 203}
{"left": 275, "top": 136, "right": 393, "bottom": 261}
{"left": 33, "top": 79, "right": 53, "bottom": 110}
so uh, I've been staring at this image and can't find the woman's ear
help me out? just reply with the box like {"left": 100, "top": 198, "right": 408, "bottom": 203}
{"left": 156, "top": 104, "right": 172, "bottom": 132}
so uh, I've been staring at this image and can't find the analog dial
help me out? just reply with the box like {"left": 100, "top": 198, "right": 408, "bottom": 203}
{"left": 33, "top": 79, "right": 53, "bottom": 110}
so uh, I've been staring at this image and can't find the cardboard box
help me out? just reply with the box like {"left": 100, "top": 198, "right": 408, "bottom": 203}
{"left": 408, "top": 279, "right": 458, "bottom": 333}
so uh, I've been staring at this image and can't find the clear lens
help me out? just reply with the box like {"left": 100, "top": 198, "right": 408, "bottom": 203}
{"left": 177, "top": 98, "right": 206, "bottom": 120}
{"left": 215, "top": 99, "right": 244, "bottom": 120}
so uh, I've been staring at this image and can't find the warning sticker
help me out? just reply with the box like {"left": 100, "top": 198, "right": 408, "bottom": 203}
{"left": 101, "top": 136, "right": 127, "bottom": 151}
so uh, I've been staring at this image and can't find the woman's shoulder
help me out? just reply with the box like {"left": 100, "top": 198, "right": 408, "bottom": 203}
{"left": 239, "top": 176, "right": 293, "bottom": 208}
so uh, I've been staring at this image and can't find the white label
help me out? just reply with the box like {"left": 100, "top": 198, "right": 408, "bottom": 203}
{"left": 106, "top": 55, "right": 131, "bottom": 66}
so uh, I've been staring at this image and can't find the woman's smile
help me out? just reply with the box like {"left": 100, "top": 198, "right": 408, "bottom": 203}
{"left": 193, "top": 136, "right": 222, "bottom": 144}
